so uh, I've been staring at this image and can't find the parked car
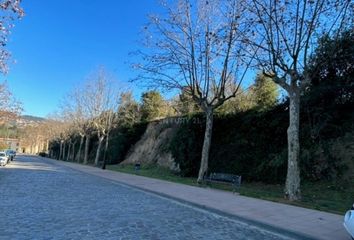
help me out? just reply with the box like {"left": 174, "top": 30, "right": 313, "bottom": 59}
{"left": 0, "top": 151, "right": 8, "bottom": 166}
{"left": 4, "top": 150, "right": 11, "bottom": 163}
{"left": 6, "top": 149, "right": 16, "bottom": 161}
{"left": 344, "top": 203, "right": 354, "bottom": 239}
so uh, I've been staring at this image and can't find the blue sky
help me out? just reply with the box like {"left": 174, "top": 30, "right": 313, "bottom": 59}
{"left": 2, "top": 1, "right": 259, "bottom": 118}
{"left": 2, "top": 1, "right": 161, "bottom": 117}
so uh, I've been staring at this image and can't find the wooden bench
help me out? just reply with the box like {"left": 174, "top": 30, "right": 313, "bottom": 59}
{"left": 204, "top": 173, "right": 242, "bottom": 192}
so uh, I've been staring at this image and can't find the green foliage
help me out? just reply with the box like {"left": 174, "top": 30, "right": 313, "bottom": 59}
{"left": 169, "top": 114, "right": 204, "bottom": 176}
{"left": 301, "top": 130, "right": 354, "bottom": 182}
{"left": 251, "top": 73, "right": 278, "bottom": 111}
{"left": 170, "top": 99, "right": 354, "bottom": 183}
{"left": 174, "top": 87, "right": 201, "bottom": 115}
{"left": 216, "top": 73, "right": 279, "bottom": 115}
{"left": 303, "top": 30, "right": 354, "bottom": 142}
{"left": 307, "top": 29, "right": 354, "bottom": 107}
{"left": 170, "top": 106, "right": 289, "bottom": 182}
{"left": 140, "top": 90, "right": 167, "bottom": 121}
{"left": 117, "top": 91, "right": 141, "bottom": 126}
{"left": 216, "top": 89, "right": 255, "bottom": 114}
{"left": 298, "top": 29, "right": 354, "bottom": 182}
{"left": 105, "top": 122, "right": 148, "bottom": 164}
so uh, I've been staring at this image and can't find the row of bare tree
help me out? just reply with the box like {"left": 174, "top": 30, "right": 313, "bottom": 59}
{"left": 48, "top": 69, "right": 121, "bottom": 169}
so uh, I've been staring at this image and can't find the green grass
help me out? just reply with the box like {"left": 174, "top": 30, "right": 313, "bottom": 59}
{"left": 238, "top": 181, "right": 353, "bottom": 214}
{"left": 107, "top": 164, "right": 198, "bottom": 186}
{"left": 107, "top": 164, "right": 353, "bottom": 214}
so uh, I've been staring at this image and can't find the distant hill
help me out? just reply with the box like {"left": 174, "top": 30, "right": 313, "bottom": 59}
{"left": 15, "top": 115, "right": 46, "bottom": 128}
{"left": 21, "top": 115, "right": 46, "bottom": 122}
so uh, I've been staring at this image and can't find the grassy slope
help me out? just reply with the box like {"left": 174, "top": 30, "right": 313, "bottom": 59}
{"left": 107, "top": 164, "right": 353, "bottom": 214}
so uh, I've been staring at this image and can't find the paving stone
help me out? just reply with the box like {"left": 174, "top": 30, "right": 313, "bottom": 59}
{"left": 0, "top": 156, "right": 299, "bottom": 240}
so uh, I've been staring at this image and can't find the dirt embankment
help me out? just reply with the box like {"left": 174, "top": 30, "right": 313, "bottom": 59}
{"left": 121, "top": 118, "right": 181, "bottom": 171}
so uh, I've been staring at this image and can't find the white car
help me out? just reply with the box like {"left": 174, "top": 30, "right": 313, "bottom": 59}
{"left": 344, "top": 204, "right": 354, "bottom": 239}
{"left": 0, "top": 151, "right": 8, "bottom": 166}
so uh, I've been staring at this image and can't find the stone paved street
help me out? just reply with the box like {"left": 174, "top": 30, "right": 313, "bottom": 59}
{"left": 0, "top": 156, "right": 299, "bottom": 240}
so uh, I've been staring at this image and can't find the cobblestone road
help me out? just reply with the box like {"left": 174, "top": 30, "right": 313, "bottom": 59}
{"left": 0, "top": 156, "right": 299, "bottom": 240}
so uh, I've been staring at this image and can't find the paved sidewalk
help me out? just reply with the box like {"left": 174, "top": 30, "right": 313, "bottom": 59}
{"left": 44, "top": 157, "right": 350, "bottom": 240}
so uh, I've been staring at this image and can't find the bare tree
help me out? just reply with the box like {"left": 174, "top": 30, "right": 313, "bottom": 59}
{"left": 42, "top": 118, "right": 64, "bottom": 157}
{"left": 61, "top": 87, "right": 92, "bottom": 164}
{"left": 100, "top": 110, "right": 117, "bottom": 169}
{"left": 20, "top": 119, "right": 61, "bottom": 155}
{"left": 58, "top": 127, "right": 79, "bottom": 162}
{"left": 0, "top": 0, "right": 24, "bottom": 74}
{"left": 133, "top": 0, "right": 254, "bottom": 183}
{"left": 0, "top": 81, "right": 22, "bottom": 119}
{"left": 43, "top": 114, "right": 71, "bottom": 160}
{"left": 59, "top": 122, "right": 71, "bottom": 160}
{"left": 247, "top": 0, "right": 352, "bottom": 200}
{"left": 81, "top": 69, "right": 120, "bottom": 167}
{"left": 82, "top": 122, "right": 91, "bottom": 164}
{"left": 43, "top": 113, "right": 68, "bottom": 159}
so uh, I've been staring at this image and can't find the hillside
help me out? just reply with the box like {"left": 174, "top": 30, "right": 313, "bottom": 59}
{"left": 21, "top": 115, "right": 46, "bottom": 122}
{"left": 16, "top": 115, "right": 46, "bottom": 128}
{"left": 121, "top": 119, "right": 180, "bottom": 171}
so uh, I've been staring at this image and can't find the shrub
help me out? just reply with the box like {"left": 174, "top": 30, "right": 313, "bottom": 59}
{"left": 38, "top": 152, "right": 47, "bottom": 157}
{"left": 169, "top": 115, "right": 204, "bottom": 177}
{"left": 105, "top": 122, "right": 148, "bottom": 164}
{"left": 169, "top": 101, "right": 354, "bottom": 183}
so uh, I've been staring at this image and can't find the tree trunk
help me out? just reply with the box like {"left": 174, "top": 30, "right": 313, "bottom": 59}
{"left": 62, "top": 143, "right": 66, "bottom": 161}
{"left": 102, "top": 132, "right": 110, "bottom": 169}
{"left": 71, "top": 142, "right": 76, "bottom": 161}
{"left": 66, "top": 143, "right": 71, "bottom": 161}
{"left": 76, "top": 135, "right": 84, "bottom": 163}
{"left": 83, "top": 135, "right": 90, "bottom": 165}
{"left": 94, "top": 136, "right": 105, "bottom": 166}
{"left": 197, "top": 108, "right": 214, "bottom": 183}
{"left": 285, "top": 89, "right": 301, "bottom": 201}
{"left": 58, "top": 141, "right": 63, "bottom": 160}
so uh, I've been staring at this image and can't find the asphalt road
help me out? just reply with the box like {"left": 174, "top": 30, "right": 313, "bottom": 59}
{"left": 0, "top": 155, "right": 298, "bottom": 240}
